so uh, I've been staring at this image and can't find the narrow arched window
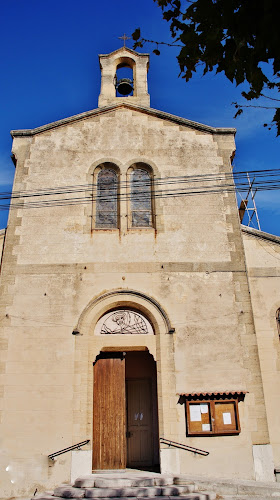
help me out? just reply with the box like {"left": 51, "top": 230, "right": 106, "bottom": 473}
{"left": 96, "top": 168, "right": 118, "bottom": 228}
{"left": 277, "top": 308, "right": 280, "bottom": 336}
{"left": 131, "top": 168, "right": 153, "bottom": 227}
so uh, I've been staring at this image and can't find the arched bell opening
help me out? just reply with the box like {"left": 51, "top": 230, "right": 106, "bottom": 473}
{"left": 114, "top": 57, "right": 135, "bottom": 97}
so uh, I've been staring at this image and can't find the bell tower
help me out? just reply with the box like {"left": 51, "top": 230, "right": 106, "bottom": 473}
{"left": 98, "top": 47, "right": 150, "bottom": 108}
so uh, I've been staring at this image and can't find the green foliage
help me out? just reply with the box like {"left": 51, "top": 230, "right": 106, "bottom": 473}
{"left": 132, "top": 0, "right": 280, "bottom": 134}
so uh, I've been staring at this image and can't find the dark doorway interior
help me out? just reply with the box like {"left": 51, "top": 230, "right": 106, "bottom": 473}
{"left": 125, "top": 351, "right": 159, "bottom": 471}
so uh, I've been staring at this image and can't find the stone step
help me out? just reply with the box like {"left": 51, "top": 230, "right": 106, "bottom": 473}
{"left": 53, "top": 485, "right": 195, "bottom": 498}
{"left": 36, "top": 496, "right": 214, "bottom": 500}
{"left": 85, "top": 487, "right": 163, "bottom": 498}
{"left": 161, "top": 486, "right": 195, "bottom": 496}
{"left": 220, "top": 497, "right": 280, "bottom": 500}
{"left": 174, "top": 474, "right": 280, "bottom": 498}
{"left": 54, "top": 487, "right": 85, "bottom": 498}
{"left": 74, "top": 476, "right": 173, "bottom": 488}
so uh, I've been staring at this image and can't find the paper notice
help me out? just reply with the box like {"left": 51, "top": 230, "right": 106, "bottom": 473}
{"left": 190, "top": 405, "right": 201, "bottom": 422}
{"left": 202, "top": 423, "right": 211, "bottom": 431}
{"left": 223, "top": 412, "right": 232, "bottom": 425}
{"left": 200, "top": 404, "right": 208, "bottom": 414}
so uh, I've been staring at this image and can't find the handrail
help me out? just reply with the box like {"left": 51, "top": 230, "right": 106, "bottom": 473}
{"left": 160, "top": 437, "right": 209, "bottom": 456}
{"left": 48, "top": 440, "right": 90, "bottom": 460}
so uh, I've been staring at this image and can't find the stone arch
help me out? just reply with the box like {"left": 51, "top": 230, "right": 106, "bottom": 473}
{"left": 75, "top": 289, "right": 174, "bottom": 336}
{"left": 124, "top": 157, "right": 160, "bottom": 178}
{"left": 87, "top": 158, "right": 123, "bottom": 181}
{"left": 115, "top": 55, "right": 137, "bottom": 68}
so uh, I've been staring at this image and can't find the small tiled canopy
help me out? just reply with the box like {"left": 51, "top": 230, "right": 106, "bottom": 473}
{"left": 178, "top": 391, "right": 247, "bottom": 402}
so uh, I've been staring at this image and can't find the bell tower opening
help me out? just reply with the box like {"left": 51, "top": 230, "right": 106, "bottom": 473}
{"left": 98, "top": 47, "right": 150, "bottom": 108}
{"left": 115, "top": 61, "right": 134, "bottom": 97}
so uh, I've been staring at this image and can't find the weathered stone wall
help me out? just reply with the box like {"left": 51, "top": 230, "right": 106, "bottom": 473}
{"left": 0, "top": 106, "right": 271, "bottom": 496}
{"left": 242, "top": 227, "right": 280, "bottom": 471}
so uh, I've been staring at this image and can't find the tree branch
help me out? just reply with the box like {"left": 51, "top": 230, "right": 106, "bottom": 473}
{"left": 136, "top": 36, "right": 183, "bottom": 48}
{"left": 260, "top": 93, "right": 280, "bottom": 103}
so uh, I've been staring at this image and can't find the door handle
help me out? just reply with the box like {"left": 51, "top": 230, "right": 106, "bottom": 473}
{"left": 126, "top": 431, "right": 131, "bottom": 438}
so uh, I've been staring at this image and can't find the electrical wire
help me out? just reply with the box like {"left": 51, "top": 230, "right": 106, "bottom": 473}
{"left": 3, "top": 167, "right": 280, "bottom": 199}
{"left": 0, "top": 168, "right": 279, "bottom": 211}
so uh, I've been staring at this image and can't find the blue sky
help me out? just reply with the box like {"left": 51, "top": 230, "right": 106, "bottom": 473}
{"left": 0, "top": 0, "right": 279, "bottom": 235}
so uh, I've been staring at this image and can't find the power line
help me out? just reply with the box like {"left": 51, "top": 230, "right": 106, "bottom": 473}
{"left": 0, "top": 183, "right": 279, "bottom": 211}
{"left": 3, "top": 168, "right": 280, "bottom": 200}
{"left": 0, "top": 168, "right": 279, "bottom": 211}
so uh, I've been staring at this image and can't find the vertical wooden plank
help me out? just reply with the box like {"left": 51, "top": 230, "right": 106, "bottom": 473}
{"left": 92, "top": 356, "right": 126, "bottom": 469}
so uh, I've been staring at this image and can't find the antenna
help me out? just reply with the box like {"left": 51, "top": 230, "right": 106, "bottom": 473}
{"left": 237, "top": 173, "right": 261, "bottom": 230}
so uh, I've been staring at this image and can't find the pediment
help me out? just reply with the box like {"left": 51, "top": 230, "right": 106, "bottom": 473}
{"left": 11, "top": 103, "right": 236, "bottom": 138}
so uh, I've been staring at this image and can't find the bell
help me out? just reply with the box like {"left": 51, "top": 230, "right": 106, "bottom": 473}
{"left": 115, "top": 78, "right": 133, "bottom": 96}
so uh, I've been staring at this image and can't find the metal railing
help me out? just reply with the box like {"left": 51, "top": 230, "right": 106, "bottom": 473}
{"left": 160, "top": 437, "right": 209, "bottom": 456}
{"left": 48, "top": 440, "right": 90, "bottom": 460}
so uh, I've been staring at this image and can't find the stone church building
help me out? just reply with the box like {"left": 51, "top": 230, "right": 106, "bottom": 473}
{"left": 0, "top": 47, "right": 280, "bottom": 497}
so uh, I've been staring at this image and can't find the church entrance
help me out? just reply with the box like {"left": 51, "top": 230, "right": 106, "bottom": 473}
{"left": 92, "top": 350, "right": 159, "bottom": 471}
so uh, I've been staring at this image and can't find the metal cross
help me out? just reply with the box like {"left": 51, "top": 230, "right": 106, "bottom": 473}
{"left": 118, "top": 33, "right": 131, "bottom": 47}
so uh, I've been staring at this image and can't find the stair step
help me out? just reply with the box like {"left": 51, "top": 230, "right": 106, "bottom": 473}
{"left": 35, "top": 497, "right": 214, "bottom": 500}
{"left": 54, "top": 486, "right": 86, "bottom": 498}
{"left": 53, "top": 485, "right": 199, "bottom": 499}
{"left": 35, "top": 497, "right": 63, "bottom": 500}
{"left": 85, "top": 479, "right": 156, "bottom": 488}
{"left": 74, "top": 478, "right": 96, "bottom": 488}
{"left": 74, "top": 476, "right": 173, "bottom": 489}
{"left": 221, "top": 497, "right": 279, "bottom": 500}
{"left": 85, "top": 487, "right": 162, "bottom": 498}
{"left": 161, "top": 486, "right": 195, "bottom": 496}
{"left": 174, "top": 475, "right": 280, "bottom": 497}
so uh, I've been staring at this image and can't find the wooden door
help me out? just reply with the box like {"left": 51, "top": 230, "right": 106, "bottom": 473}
{"left": 92, "top": 355, "right": 126, "bottom": 469}
{"left": 126, "top": 378, "right": 153, "bottom": 467}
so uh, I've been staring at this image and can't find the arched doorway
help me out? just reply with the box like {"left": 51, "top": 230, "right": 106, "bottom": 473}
{"left": 73, "top": 290, "right": 176, "bottom": 474}
{"left": 92, "top": 349, "right": 159, "bottom": 471}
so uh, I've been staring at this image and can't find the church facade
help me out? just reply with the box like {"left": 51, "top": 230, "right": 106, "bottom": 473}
{"left": 0, "top": 47, "right": 280, "bottom": 497}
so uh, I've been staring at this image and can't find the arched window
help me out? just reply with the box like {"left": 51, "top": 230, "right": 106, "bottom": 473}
{"left": 96, "top": 167, "right": 118, "bottom": 228}
{"left": 130, "top": 168, "right": 153, "bottom": 227}
{"left": 277, "top": 308, "right": 280, "bottom": 336}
